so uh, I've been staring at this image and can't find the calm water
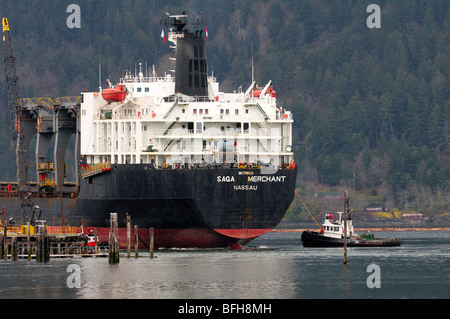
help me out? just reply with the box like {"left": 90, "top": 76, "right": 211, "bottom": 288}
{"left": 0, "top": 231, "right": 449, "bottom": 299}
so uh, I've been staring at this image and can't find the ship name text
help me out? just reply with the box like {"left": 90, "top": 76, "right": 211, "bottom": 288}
{"left": 248, "top": 175, "right": 286, "bottom": 183}
{"left": 216, "top": 175, "right": 286, "bottom": 183}
{"left": 217, "top": 175, "right": 286, "bottom": 191}
{"left": 233, "top": 185, "right": 258, "bottom": 191}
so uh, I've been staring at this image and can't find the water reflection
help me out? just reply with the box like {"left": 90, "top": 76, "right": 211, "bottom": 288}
{"left": 78, "top": 248, "right": 300, "bottom": 299}
{"left": 0, "top": 231, "right": 449, "bottom": 299}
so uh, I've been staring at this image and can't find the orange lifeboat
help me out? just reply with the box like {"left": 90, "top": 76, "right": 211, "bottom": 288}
{"left": 251, "top": 86, "right": 276, "bottom": 98}
{"left": 101, "top": 84, "right": 127, "bottom": 103}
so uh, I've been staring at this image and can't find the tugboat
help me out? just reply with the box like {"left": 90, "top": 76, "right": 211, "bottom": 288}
{"left": 301, "top": 212, "right": 401, "bottom": 247}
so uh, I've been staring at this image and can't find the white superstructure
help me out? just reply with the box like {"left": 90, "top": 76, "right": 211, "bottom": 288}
{"left": 79, "top": 14, "right": 294, "bottom": 169}
{"left": 321, "top": 212, "right": 355, "bottom": 238}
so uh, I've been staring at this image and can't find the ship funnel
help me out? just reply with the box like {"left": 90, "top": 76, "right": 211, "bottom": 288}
{"left": 161, "top": 13, "right": 208, "bottom": 97}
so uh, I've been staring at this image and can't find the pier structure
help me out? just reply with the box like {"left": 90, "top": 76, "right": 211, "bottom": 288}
{"left": 0, "top": 97, "right": 82, "bottom": 203}
{"left": 0, "top": 219, "right": 108, "bottom": 260}
{"left": 0, "top": 212, "right": 155, "bottom": 261}
{"left": 21, "top": 97, "right": 81, "bottom": 196}
{"left": 3, "top": 17, "right": 82, "bottom": 200}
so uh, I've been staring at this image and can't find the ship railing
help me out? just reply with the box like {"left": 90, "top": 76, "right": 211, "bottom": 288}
{"left": 275, "top": 112, "right": 293, "bottom": 120}
{"left": 157, "top": 162, "right": 296, "bottom": 171}
{"left": 79, "top": 162, "right": 111, "bottom": 178}
{"left": 0, "top": 225, "right": 22, "bottom": 236}
{"left": 154, "top": 128, "right": 276, "bottom": 137}
{"left": 47, "top": 226, "right": 78, "bottom": 235}
{"left": 105, "top": 111, "right": 161, "bottom": 120}
{"left": 163, "top": 95, "right": 215, "bottom": 103}
{"left": 40, "top": 178, "right": 56, "bottom": 187}
{"left": 120, "top": 75, "right": 217, "bottom": 85}
{"left": 0, "top": 225, "right": 79, "bottom": 236}
{"left": 140, "top": 145, "right": 284, "bottom": 154}
{"left": 0, "top": 182, "right": 18, "bottom": 195}
{"left": 98, "top": 111, "right": 292, "bottom": 122}
{"left": 37, "top": 163, "right": 55, "bottom": 171}
{"left": 18, "top": 97, "right": 55, "bottom": 109}
{"left": 18, "top": 96, "right": 82, "bottom": 109}
{"left": 120, "top": 75, "right": 175, "bottom": 84}
{"left": 54, "top": 96, "right": 82, "bottom": 104}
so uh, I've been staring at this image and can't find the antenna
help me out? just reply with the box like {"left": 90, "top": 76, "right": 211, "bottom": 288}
{"left": 98, "top": 63, "right": 102, "bottom": 92}
{"left": 152, "top": 64, "right": 156, "bottom": 79}
{"left": 251, "top": 41, "right": 254, "bottom": 84}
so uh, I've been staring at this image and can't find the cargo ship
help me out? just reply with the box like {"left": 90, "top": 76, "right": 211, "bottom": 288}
{"left": 1, "top": 14, "right": 296, "bottom": 249}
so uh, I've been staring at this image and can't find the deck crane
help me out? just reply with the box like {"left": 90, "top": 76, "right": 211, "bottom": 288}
{"left": 2, "top": 18, "right": 80, "bottom": 225}
{"left": 3, "top": 17, "right": 31, "bottom": 211}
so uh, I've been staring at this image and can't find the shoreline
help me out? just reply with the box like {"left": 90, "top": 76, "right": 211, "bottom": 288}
{"left": 272, "top": 227, "right": 450, "bottom": 232}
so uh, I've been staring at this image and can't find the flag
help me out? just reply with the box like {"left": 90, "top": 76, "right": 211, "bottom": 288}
{"left": 161, "top": 29, "right": 165, "bottom": 42}
{"left": 206, "top": 27, "right": 209, "bottom": 39}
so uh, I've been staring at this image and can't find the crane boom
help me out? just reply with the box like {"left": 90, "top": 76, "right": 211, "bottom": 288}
{"left": 3, "top": 17, "right": 28, "bottom": 192}
{"left": 2, "top": 18, "right": 19, "bottom": 115}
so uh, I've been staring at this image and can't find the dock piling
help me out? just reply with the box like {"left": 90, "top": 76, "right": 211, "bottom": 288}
{"left": 108, "top": 213, "right": 119, "bottom": 264}
{"left": 2, "top": 224, "right": 6, "bottom": 260}
{"left": 127, "top": 215, "right": 131, "bottom": 258}
{"left": 27, "top": 222, "right": 31, "bottom": 260}
{"left": 36, "top": 224, "right": 41, "bottom": 261}
{"left": 134, "top": 225, "right": 138, "bottom": 258}
{"left": 343, "top": 190, "right": 348, "bottom": 265}
{"left": 0, "top": 232, "right": 4, "bottom": 260}
{"left": 11, "top": 234, "right": 18, "bottom": 261}
{"left": 94, "top": 228, "right": 98, "bottom": 255}
{"left": 149, "top": 227, "right": 154, "bottom": 258}
{"left": 36, "top": 221, "right": 50, "bottom": 262}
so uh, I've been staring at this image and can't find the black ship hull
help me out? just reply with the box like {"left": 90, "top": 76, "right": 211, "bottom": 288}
{"left": 1, "top": 166, "right": 297, "bottom": 249}
{"left": 301, "top": 231, "right": 401, "bottom": 247}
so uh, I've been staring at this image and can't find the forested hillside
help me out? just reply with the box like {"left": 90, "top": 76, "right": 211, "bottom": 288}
{"left": 0, "top": 0, "right": 448, "bottom": 217}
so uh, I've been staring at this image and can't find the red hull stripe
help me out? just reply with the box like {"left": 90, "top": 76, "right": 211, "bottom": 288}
{"left": 213, "top": 228, "right": 272, "bottom": 239}
{"left": 81, "top": 227, "right": 269, "bottom": 249}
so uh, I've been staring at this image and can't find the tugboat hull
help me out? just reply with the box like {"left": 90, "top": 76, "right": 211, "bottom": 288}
{"left": 301, "top": 230, "right": 401, "bottom": 247}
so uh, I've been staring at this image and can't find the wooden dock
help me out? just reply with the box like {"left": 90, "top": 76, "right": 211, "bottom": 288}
{"left": 0, "top": 220, "right": 108, "bottom": 261}
{"left": 1, "top": 213, "right": 156, "bottom": 262}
